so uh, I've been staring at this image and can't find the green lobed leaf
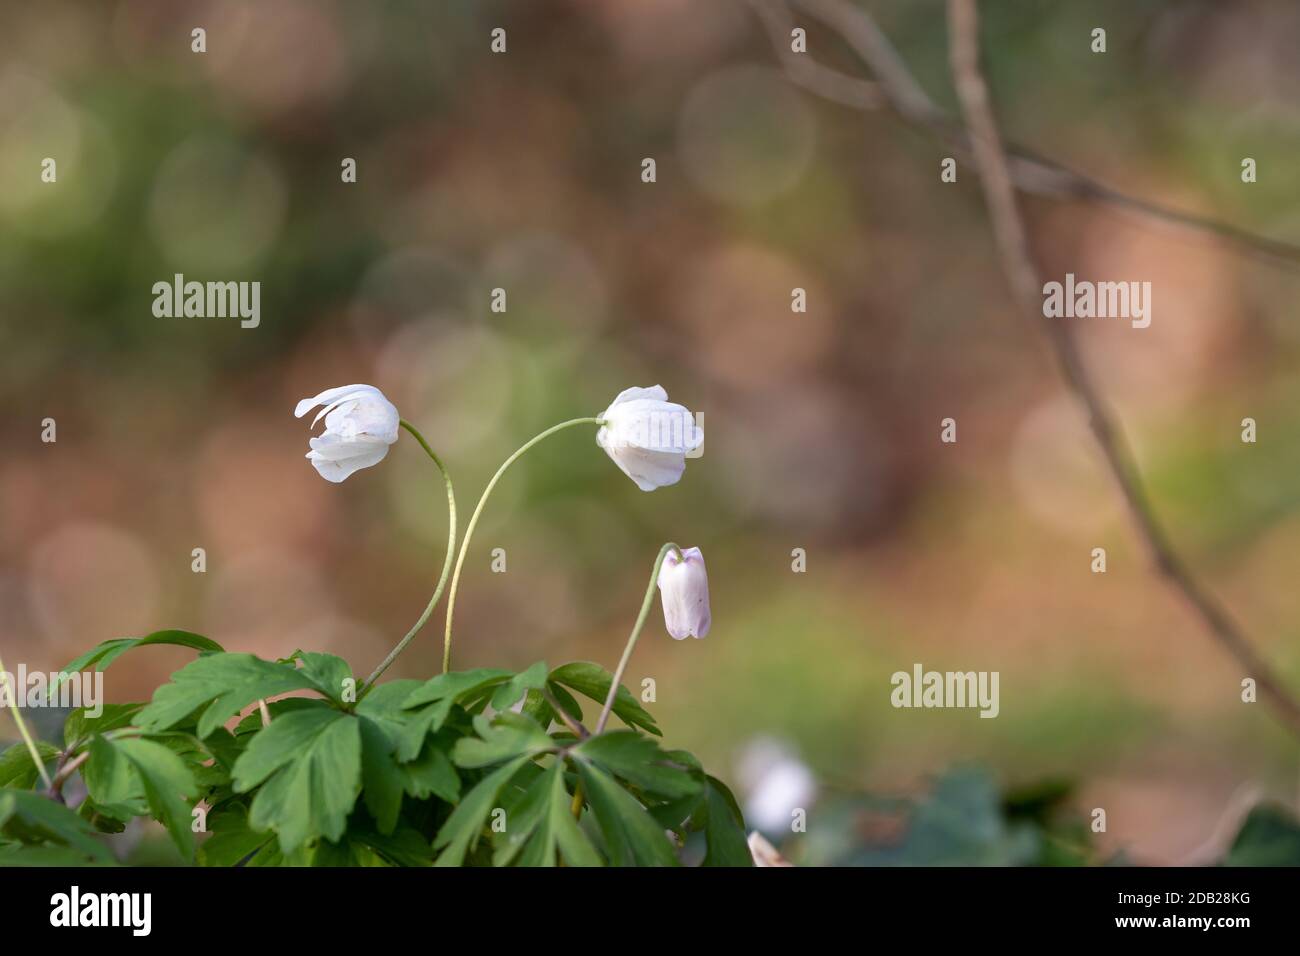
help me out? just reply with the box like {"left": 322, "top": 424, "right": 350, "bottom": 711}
{"left": 574, "top": 762, "right": 678, "bottom": 867}
{"left": 352, "top": 823, "right": 435, "bottom": 867}
{"left": 573, "top": 731, "right": 702, "bottom": 800}
{"left": 0, "top": 742, "right": 60, "bottom": 790}
{"left": 0, "top": 788, "right": 112, "bottom": 862}
{"left": 401, "top": 743, "right": 460, "bottom": 803}
{"left": 701, "top": 775, "right": 753, "bottom": 866}
{"left": 114, "top": 737, "right": 200, "bottom": 860}
{"left": 54, "top": 630, "right": 224, "bottom": 697}
{"left": 356, "top": 716, "right": 459, "bottom": 834}
{"left": 82, "top": 735, "right": 147, "bottom": 820}
{"left": 451, "top": 713, "right": 556, "bottom": 769}
{"left": 63, "top": 703, "right": 144, "bottom": 750}
{"left": 137, "top": 653, "right": 324, "bottom": 738}
{"left": 296, "top": 652, "right": 355, "bottom": 706}
{"left": 0, "top": 842, "right": 118, "bottom": 866}
{"left": 432, "top": 754, "right": 533, "bottom": 867}
{"left": 403, "top": 667, "right": 514, "bottom": 710}
{"left": 488, "top": 661, "right": 549, "bottom": 712}
{"left": 355, "top": 679, "right": 452, "bottom": 763}
{"left": 231, "top": 709, "right": 363, "bottom": 854}
{"left": 493, "top": 760, "right": 601, "bottom": 867}
{"left": 358, "top": 716, "right": 405, "bottom": 834}
{"left": 197, "top": 804, "right": 275, "bottom": 867}
{"left": 549, "top": 662, "right": 660, "bottom": 736}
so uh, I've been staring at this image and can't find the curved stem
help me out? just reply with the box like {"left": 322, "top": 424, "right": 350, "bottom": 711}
{"left": 358, "top": 420, "right": 457, "bottom": 697}
{"left": 50, "top": 750, "right": 89, "bottom": 796}
{"left": 0, "top": 653, "right": 53, "bottom": 790}
{"left": 595, "top": 543, "right": 682, "bottom": 735}
{"left": 442, "top": 417, "right": 604, "bottom": 673}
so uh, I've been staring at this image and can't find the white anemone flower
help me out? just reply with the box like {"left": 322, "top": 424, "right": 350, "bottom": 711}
{"left": 738, "top": 738, "right": 818, "bottom": 835}
{"left": 657, "top": 546, "right": 711, "bottom": 639}
{"left": 295, "top": 384, "right": 400, "bottom": 483}
{"left": 596, "top": 385, "right": 702, "bottom": 492}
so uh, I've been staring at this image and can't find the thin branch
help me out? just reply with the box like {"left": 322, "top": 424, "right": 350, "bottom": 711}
{"left": 49, "top": 750, "right": 89, "bottom": 797}
{"left": 946, "top": 0, "right": 1300, "bottom": 739}
{"left": 750, "top": 0, "right": 1300, "bottom": 269}
{"left": 541, "top": 689, "right": 590, "bottom": 740}
{"left": 749, "top": 0, "right": 883, "bottom": 109}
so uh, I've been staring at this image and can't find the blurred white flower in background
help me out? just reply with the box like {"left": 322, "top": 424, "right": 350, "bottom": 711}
{"left": 738, "top": 737, "right": 818, "bottom": 836}
{"left": 747, "top": 831, "right": 793, "bottom": 867}
{"left": 295, "top": 384, "right": 400, "bottom": 482}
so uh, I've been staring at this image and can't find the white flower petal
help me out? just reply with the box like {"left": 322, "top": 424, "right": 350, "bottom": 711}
{"left": 307, "top": 442, "right": 390, "bottom": 482}
{"left": 657, "top": 546, "right": 710, "bottom": 639}
{"left": 295, "top": 383, "right": 400, "bottom": 482}
{"left": 602, "top": 384, "right": 669, "bottom": 417}
{"left": 596, "top": 385, "right": 699, "bottom": 491}
{"left": 295, "top": 384, "right": 378, "bottom": 419}
{"left": 603, "top": 445, "right": 687, "bottom": 492}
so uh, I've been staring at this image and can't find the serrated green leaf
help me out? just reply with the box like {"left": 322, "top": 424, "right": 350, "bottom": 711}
{"left": 352, "top": 823, "right": 435, "bottom": 867}
{"left": 138, "top": 653, "right": 322, "bottom": 737}
{"left": 452, "top": 713, "right": 556, "bottom": 769}
{"left": 432, "top": 754, "right": 533, "bottom": 866}
{"left": 297, "top": 652, "right": 355, "bottom": 706}
{"left": 114, "top": 738, "right": 200, "bottom": 859}
{"left": 311, "top": 837, "right": 363, "bottom": 867}
{"left": 494, "top": 760, "right": 601, "bottom": 867}
{"left": 402, "top": 744, "right": 460, "bottom": 803}
{"left": 354, "top": 679, "right": 424, "bottom": 733}
{"left": 702, "top": 775, "right": 753, "bottom": 866}
{"left": 489, "top": 661, "right": 548, "bottom": 712}
{"left": 197, "top": 805, "right": 275, "bottom": 867}
{"left": 0, "top": 789, "right": 112, "bottom": 862}
{"left": 231, "top": 697, "right": 331, "bottom": 737}
{"left": 574, "top": 762, "right": 678, "bottom": 867}
{"left": 82, "top": 735, "right": 147, "bottom": 819}
{"left": 395, "top": 700, "right": 456, "bottom": 762}
{"left": 549, "top": 662, "right": 660, "bottom": 735}
{"left": 54, "top": 630, "right": 224, "bottom": 697}
{"left": 231, "top": 709, "right": 362, "bottom": 854}
{"left": 0, "top": 842, "right": 118, "bottom": 866}
{"left": 403, "top": 667, "right": 514, "bottom": 709}
{"left": 0, "top": 742, "right": 60, "bottom": 789}
{"left": 574, "top": 732, "right": 701, "bottom": 799}
{"left": 358, "top": 716, "right": 406, "bottom": 834}
{"left": 62, "top": 703, "right": 144, "bottom": 750}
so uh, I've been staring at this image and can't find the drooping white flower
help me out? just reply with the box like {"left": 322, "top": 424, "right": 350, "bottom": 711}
{"left": 738, "top": 738, "right": 817, "bottom": 835}
{"left": 657, "top": 546, "right": 711, "bottom": 640}
{"left": 596, "top": 385, "right": 702, "bottom": 492}
{"left": 294, "top": 384, "right": 400, "bottom": 483}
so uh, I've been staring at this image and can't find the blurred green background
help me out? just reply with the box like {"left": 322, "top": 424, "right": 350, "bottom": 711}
{"left": 3, "top": 0, "right": 1300, "bottom": 864}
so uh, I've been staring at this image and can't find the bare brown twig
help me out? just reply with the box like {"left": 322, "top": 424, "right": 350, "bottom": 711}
{"left": 944, "top": 0, "right": 1300, "bottom": 738}
{"left": 751, "top": 0, "right": 1300, "bottom": 269}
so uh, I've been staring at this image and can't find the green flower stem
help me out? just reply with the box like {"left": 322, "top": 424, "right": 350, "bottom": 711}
{"left": 594, "top": 543, "right": 682, "bottom": 735}
{"left": 358, "top": 420, "right": 457, "bottom": 698}
{"left": 441, "top": 417, "right": 604, "bottom": 673}
{"left": 0, "top": 653, "right": 53, "bottom": 790}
